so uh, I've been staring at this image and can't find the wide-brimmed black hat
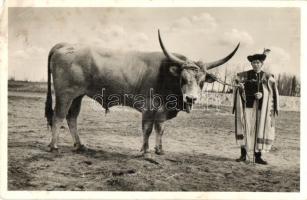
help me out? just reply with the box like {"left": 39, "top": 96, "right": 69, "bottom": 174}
{"left": 247, "top": 49, "right": 271, "bottom": 62}
{"left": 247, "top": 54, "right": 266, "bottom": 62}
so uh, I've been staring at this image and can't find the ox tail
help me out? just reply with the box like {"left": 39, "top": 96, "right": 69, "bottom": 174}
{"left": 45, "top": 50, "right": 55, "bottom": 128}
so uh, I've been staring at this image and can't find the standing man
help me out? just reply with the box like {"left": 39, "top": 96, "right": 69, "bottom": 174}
{"left": 233, "top": 49, "right": 279, "bottom": 165}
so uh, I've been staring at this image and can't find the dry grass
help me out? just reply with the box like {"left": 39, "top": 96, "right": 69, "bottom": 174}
{"left": 8, "top": 90, "right": 300, "bottom": 191}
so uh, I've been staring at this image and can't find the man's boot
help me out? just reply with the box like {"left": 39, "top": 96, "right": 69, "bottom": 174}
{"left": 236, "top": 146, "right": 246, "bottom": 162}
{"left": 255, "top": 152, "right": 268, "bottom": 165}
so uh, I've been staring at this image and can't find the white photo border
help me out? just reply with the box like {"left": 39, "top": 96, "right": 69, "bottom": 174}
{"left": 0, "top": 1, "right": 306, "bottom": 199}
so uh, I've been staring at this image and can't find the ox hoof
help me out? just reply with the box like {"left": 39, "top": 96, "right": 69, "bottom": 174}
{"left": 154, "top": 147, "right": 165, "bottom": 155}
{"left": 48, "top": 143, "right": 59, "bottom": 153}
{"left": 143, "top": 153, "right": 160, "bottom": 165}
{"left": 73, "top": 144, "right": 87, "bottom": 152}
{"left": 48, "top": 144, "right": 59, "bottom": 153}
{"left": 143, "top": 152, "right": 153, "bottom": 160}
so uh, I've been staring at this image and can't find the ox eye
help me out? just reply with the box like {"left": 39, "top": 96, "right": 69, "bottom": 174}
{"left": 181, "top": 78, "right": 188, "bottom": 85}
{"left": 200, "top": 81, "right": 204, "bottom": 89}
{"left": 189, "top": 68, "right": 199, "bottom": 73}
{"left": 192, "top": 67, "right": 199, "bottom": 72}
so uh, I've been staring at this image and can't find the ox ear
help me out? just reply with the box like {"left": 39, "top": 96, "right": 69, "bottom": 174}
{"left": 205, "top": 73, "right": 217, "bottom": 83}
{"left": 169, "top": 66, "right": 180, "bottom": 77}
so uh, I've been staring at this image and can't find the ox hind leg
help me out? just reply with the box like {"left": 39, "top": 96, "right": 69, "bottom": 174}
{"left": 49, "top": 95, "right": 74, "bottom": 151}
{"left": 154, "top": 121, "right": 165, "bottom": 155}
{"left": 66, "top": 95, "right": 84, "bottom": 151}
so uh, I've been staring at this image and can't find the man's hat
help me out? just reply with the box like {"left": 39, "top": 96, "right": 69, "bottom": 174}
{"left": 247, "top": 49, "right": 271, "bottom": 62}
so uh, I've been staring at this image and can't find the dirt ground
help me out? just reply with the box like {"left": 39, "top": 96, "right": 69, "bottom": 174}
{"left": 8, "top": 91, "right": 300, "bottom": 191}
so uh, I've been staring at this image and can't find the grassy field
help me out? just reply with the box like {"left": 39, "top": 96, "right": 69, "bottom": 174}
{"left": 7, "top": 81, "right": 300, "bottom": 191}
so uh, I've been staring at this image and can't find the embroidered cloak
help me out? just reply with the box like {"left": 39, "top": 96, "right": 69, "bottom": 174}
{"left": 233, "top": 70, "right": 279, "bottom": 152}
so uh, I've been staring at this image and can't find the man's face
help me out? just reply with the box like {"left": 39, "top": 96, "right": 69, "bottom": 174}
{"left": 251, "top": 60, "right": 263, "bottom": 72}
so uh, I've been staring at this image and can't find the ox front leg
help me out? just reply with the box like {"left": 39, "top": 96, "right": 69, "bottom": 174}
{"left": 154, "top": 121, "right": 165, "bottom": 155}
{"left": 141, "top": 118, "right": 154, "bottom": 158}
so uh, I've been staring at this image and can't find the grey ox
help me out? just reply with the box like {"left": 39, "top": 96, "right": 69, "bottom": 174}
{"left": 45, "top": 30, "right": 239, "bottom": 157}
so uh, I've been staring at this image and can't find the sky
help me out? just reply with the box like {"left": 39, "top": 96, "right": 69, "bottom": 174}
{"left": 8, "top": 7, "right": 300, "bottom": 81}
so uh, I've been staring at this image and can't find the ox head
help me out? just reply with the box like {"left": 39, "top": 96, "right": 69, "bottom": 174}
{"left": 158, "top": 30, "right": 240, "bottom": 113}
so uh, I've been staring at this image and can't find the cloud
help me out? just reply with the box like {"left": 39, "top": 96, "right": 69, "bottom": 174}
{"left": 99, "top": 25, "right": 126, "bottom": 40}
{"left": 79, "top": 25, "right": 150, "bottom": 51}
{"left": 264, "top": 46, "right": 294, "bottom": 75}
{"left": 169, "top": 12, "right": 217, "bottom": 33}
{"left": 220, "top": 29, "right": 254, "bottom": 46}
{"left": 13, "top": 46, "right": 46, "bottom": 60}
{"left": 269, "top": 46, "right": 291, "bottom": 62}
{"left": 133, "top": 32, "right": 149, "bottom": 43}
{"left": 9, "top": 45, "right": 47, "bottom": 81}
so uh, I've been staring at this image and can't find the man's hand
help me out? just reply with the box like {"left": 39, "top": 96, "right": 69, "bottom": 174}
{"left": 255, "top": 92, "right": 263, "bottom": 100}
{"left": 237, "top": 83, "right": 244, "bottom": 89}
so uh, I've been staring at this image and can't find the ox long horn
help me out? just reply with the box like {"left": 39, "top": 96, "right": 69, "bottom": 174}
{"left": 158, "top": 29, "right": 185, "bottom": 65}
{"left": 205, "top": 43, "right": 240, "bottom": 70}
